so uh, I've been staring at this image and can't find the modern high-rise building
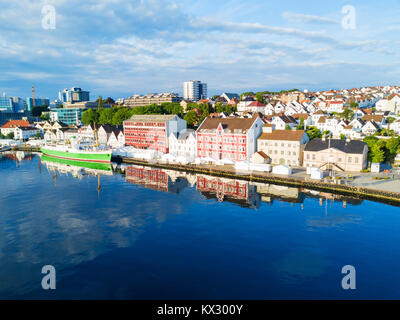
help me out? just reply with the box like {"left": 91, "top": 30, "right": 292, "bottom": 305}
{"left": 0, "top": 94, "right": 29, "bottom": 112}
{"left": 183, "top": 81, "right": 207, "bottom": 101}
{"left": 0, "top": 95, "right": 14, "bottom": 112}
{"left": 26, "top": 98, "right": 50, "bottom": 111}
{"left": 58, "top": 87, "right": 90, "bottom": 104}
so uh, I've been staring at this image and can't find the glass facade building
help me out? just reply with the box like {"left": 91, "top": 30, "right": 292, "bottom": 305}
{"left": 56, "top": 107, "right": 87, "bottom": 125}
{"left": 58, "top": 87, "right": 90, "bottom": 103}
{"left": 0, "top": 96, "right": 14, "bottom": 112}
{"left": 26, "top": 98, "right": 50, "bottom": 111}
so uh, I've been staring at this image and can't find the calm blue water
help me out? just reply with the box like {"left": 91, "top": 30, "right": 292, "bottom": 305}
{"left": 0, "top": 152, "right": 400, "bottom": 299}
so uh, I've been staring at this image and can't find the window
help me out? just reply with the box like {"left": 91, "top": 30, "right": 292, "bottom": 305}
{"left": 348, "top": 157, "right": 352, "bottom": 163}
{"left": 355, "top": 157, "right": 359, "bottom": 163}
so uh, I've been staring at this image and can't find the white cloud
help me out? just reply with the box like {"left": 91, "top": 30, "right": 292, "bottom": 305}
{"left": 282, "top": 11, "right": 339, "bottom": 25}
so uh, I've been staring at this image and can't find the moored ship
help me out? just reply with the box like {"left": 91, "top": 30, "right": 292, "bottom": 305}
{"left": 40, "top": 140, "right": 112, "bottom": 163}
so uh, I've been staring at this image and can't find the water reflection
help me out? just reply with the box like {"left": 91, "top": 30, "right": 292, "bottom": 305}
{"left": 0, "top": 153, "right": 379, "bottom": 299}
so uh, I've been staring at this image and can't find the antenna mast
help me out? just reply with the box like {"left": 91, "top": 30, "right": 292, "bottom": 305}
{"left": 31, "top": 85, "right": 36, "bottom": 109}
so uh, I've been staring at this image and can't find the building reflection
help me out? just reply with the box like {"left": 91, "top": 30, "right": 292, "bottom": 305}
{"left": 2, "top": 151, "right": 34, "bottom": 162}
{"left": 125, "top": 165, "right": 188, "bottom": 194}
{"left": 255, "top": 183, "right": 305, "bottom": 204}
{"left": 123, "top": 165, "right": 363, "bottom": 210}
{"left": 196, "top": 174, "right": 261, "bottom": 209}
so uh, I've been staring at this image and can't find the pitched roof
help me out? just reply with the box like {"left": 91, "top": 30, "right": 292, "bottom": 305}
{"left": 361, "top": 115, "right": 384, "bottom": 122}
{"left": 197, "top": 115, "right": 259, "bottom": 132}
{"left": 304, "top": 138, "right": 366, "bottom": 154}
{"left": 258, "top": 130, "right": 306, "bottom": 141}
{"left": 248, "top": 101, "right": 265, "bottom": 107}
{"left": 1, "top": 120, "right": 30, "bottom": 128}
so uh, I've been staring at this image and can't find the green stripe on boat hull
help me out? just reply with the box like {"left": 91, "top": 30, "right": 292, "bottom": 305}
{"left": 40, "top": 147, "right": 112, "bottom": 163}
{"left": 41, "top": 155, "right": 113, "bottom": 171}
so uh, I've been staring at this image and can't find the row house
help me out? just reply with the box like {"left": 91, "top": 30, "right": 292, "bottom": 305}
{"left": 375, "top": 93, "right": 400, "bottom": 114}
{"left": 44, "top": 127, "right": 77, "bottom": 142}
{"left": 169, "top": 129, "right": 197, "bottom": 159}
{"left": 123, "top": 114, "right": 187, "bottom": 154}
{"left": 326, "top": 100, "right": 344, "bottom": 113}
{"left": 196, "top": 114, "right": 264, "bottom": 161}
{"left": 257, "top": 124, "right": 309, "bottom": 167}
{"left": 96, "top": 124, "right": 125, "bottom": 148}
{"left": 303, "top": 138, "right": 368, "bottom": 172}
{"left": 271, "top": 115, "right": 297, "bottom": 130}
{"left": 14, "top": 127, "right": 40, "bottom": 140}
{"left": 361, "top": 121, "right": 380, "bottom": 135}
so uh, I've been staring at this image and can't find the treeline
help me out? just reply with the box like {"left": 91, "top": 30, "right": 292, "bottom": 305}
{"left": 240, "top": 89, "right": 300, "bottom": 102}
{"left": 364, "top": 136, "right": 400, "bottom": 163}
{"left": 81, "top": 102, "right": 237, "bottom": 128}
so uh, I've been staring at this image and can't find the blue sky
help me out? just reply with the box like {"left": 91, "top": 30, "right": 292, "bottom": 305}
{"left": 0, "top": 0, "right": 400, "bottom": 101}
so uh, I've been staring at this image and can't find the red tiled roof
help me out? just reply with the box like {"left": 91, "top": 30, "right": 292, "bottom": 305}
{"left": 248, "top": 101, "right": 265, "bottom": 107}
{"left": 1, "top": 120, "right": 30, "bottom": 129}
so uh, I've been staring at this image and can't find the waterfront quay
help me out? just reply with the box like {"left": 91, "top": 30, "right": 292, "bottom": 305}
{"left": 116, "top": 156, "right": 400, "bottom": 205}
{"left": 5, "top": 145, "right": 400, "bottom": 205}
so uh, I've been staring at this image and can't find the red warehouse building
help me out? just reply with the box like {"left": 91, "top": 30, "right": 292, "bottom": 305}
{"left": 123, "top": 114, "right": 187, "bottom": 153}
{"left": 196, "top": 114, "right": 264, "bottom": 161}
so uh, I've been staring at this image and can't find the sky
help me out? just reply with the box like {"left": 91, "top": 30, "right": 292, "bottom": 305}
{"left": 0, "top": 0, "right": 400, "bottom": 101}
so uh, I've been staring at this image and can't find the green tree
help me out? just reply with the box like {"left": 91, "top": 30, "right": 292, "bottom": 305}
{"left": 255, "top": 92, "right": 266, "bottom": 104}
{"left": 97, "top": 96, "right": 104, "bottom": 110}
{"left": 0, "top": 133, "right": 5, "bottom": 139}
{"left": 349, "top": 101, "right": 358, "bottom": 109}
{"left": 35, "top": 132, "right": 41, "bottom": 139}
{"left": 385, "top": 137, "right": 400, "bottom": 162}
{"left": 40, "top": 113, "right": 49, "bottom": 120}
{"left": 341, "top": 107, "right": 354, "bottom": 121}
{"left": 184, "top": 110, "right": 199, "bottom": 128}
{"left": 31, "top": 105, "right": 49, "bottom": 117}
{"left": 386, "top": 117, "right": 396, "bottom": 130}
{"left": 371, "top": 143, "right": 385, "bottom": 163}
{"left": 112, "top": 107, "right": 134, "bottom": 125}
{"left": 6, "top": 132, "right": 14, "bottom": 139}
{"left": 340, "top": 134, "right": 346, "bottom": 140}
{"left": 98, "top": 108, "right": 115, "bottom": 124}
{"left": 306, "top": 127, "right": 322, "bottom": 140}
{"left": 81, "top": 108, "right": 99, "bottom": 125}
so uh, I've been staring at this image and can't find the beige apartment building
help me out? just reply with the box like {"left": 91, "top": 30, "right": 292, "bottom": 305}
{"left": 303, "top": 138, "right": 368, "bottom": 172}
{"left": 257, "top": 124, "right": 309, "bottom": 167}
{"left": 124, "top": 93, "right": 182, "bottom": 108}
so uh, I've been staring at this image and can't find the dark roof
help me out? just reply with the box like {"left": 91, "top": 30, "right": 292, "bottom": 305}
{"left": 91, "top": 124, "right": 123, "bottom": 132}
{"left": 304, "top": 138, "right": 367, "bottom": 154}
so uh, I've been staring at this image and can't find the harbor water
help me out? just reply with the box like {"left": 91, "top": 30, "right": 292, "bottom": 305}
{"left": 0, "top": 151, "right": 399, "bottom": 299}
